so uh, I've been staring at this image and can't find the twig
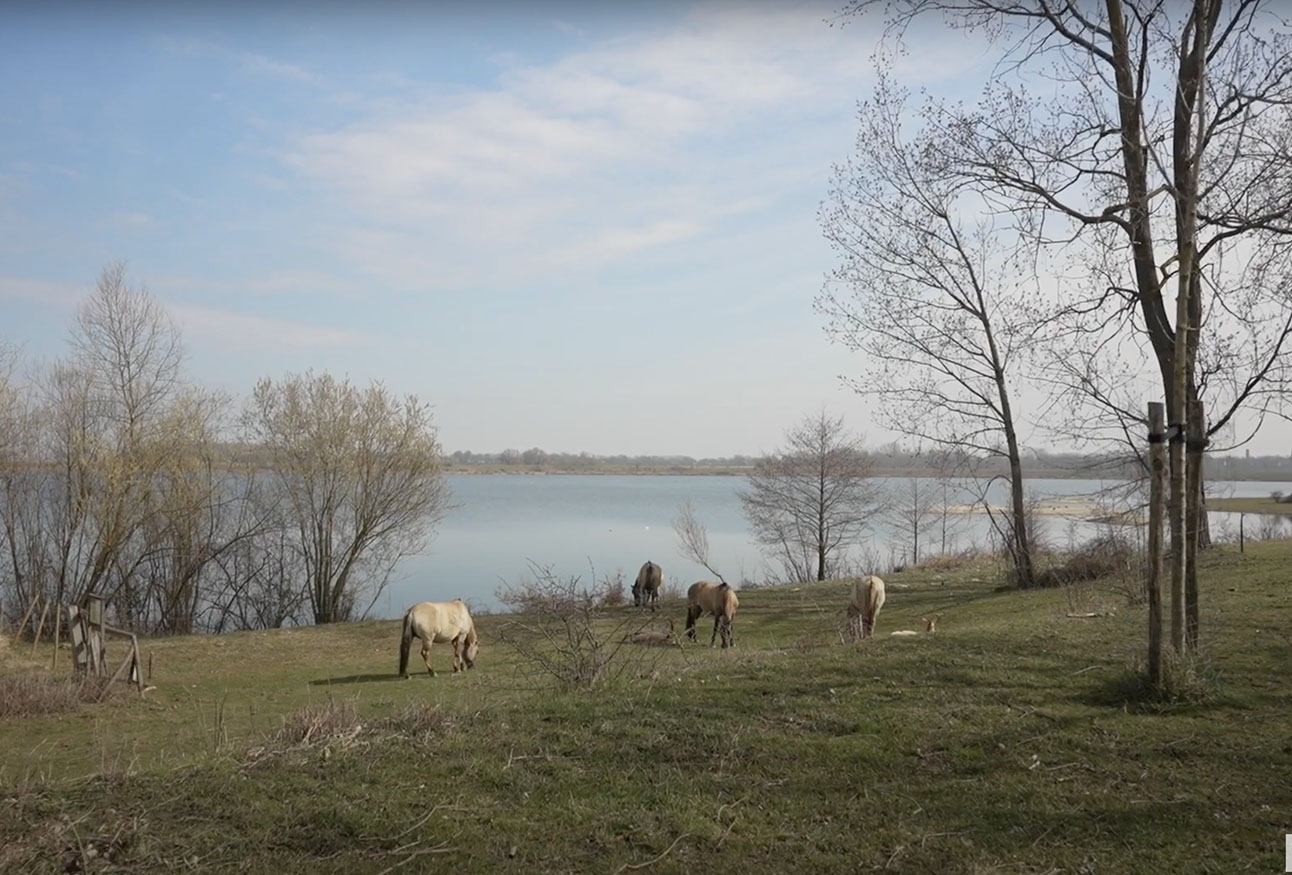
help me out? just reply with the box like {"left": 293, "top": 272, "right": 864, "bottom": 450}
{"left": 374, "top": 843, "right": 456, "bottom": 875}
{"left": 612, "top": 833, "right": 688, "bottom": 874}
{"left": 919, "top": 831, "right": 964, "bottom": 848}
{"left": 715, "top": 796, "right": 748, "bottom": 820}
{"left": 1069, "top": 665, "right": 1098, "bottom": 675}
{"left": 714, "top": 819, "right": 737, "bottom": 848}
{"left": 388, "top": 802, "right": 457, "bottom": 842}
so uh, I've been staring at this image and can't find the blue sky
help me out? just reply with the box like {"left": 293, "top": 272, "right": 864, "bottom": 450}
{"left": 2, "top": 1, "right": 1014, "bottom": 456}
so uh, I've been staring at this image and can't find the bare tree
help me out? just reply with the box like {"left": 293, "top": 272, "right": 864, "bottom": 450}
{"left": 242, "top": 371, "right": 450, "bottom": 624}
{"left": 844, "top": 1, "right": 1292, "bottom": 669}
{"left": 672, "top": 500, "right": 727, "bottom": 583}
{"left": 893, "top": 477, "right": 939, "bottom": 567}
{"left": 0, "top": 267, "right": 200, "bottom": 624}
{"left": 739, "top": 412, "right": 883, "bottom": 583}
{"left": 817, "top": 83, "right": 1039, "bottom": 585}
{"left": 0, "top": 267, "right": 280, "bottom": 633}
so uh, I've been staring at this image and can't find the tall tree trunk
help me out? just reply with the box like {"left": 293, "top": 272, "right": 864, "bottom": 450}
{"left": 999, "top": 377, "right": 1033, "bottom": 587}
{"left": 1185, "top": 399, "right": 1205, "bottom": 649}
{"left": 1146, "top": 403, "right": 1166, "bottom": 687}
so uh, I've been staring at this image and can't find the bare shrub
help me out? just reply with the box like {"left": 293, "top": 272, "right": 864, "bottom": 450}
{"left": 274, "top": 699, "right": 364, "bottom": 747}
{"left": 657, "top": 578, "right": 685, "bottom": 602}
{"left": 1030, "top": 533, "right": 1141, "bottom": 592}
{"left": 1254, "top": 514, "right": 1291, "bottom": 541}
{"left": 600, "top": 570, "right": 627, "bottom": 607}
{"left": 495, "top": 563, "right": 662, "bottom": 687}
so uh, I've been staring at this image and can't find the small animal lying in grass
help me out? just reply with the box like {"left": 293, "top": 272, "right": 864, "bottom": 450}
{"left": 627, "top": 618, "right": 678, "bottom": 646}
{"left": 889, "top": 614, "right": 941, "bottom": 638}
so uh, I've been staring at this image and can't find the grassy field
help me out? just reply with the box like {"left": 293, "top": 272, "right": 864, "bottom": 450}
{"left": 2, "top": 543, "right": 1291, "bottom": 873}
{"left": 1209, "top": 495, "right": 1292, "bottom": 514}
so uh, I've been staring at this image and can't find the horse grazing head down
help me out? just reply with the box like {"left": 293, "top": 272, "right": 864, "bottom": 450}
{"left": 846, "top": 575, "right": 886, "bottom": 640}
{"left": 684, "top": 580, "right": 738, "bottom": 648}
{"left": 398, "top": 599, "right": 479, "bottom": 678}
{"left": 633, "top": 561, "right": 662, "bottom": 609}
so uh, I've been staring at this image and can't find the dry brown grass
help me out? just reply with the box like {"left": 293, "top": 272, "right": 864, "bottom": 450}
{"left": 385, "top": 701, "right": 454, "bottom": 739}
{"left": 910, "top": 548, "right": 995, "bottom": 573}
{"left": 0, "top": 673, "right": 116, "bottom": 720}
{"left": 273, "top": 698, "right": 364, "bottom": 747}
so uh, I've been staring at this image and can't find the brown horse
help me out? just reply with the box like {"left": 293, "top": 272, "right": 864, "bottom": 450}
{"left": 398, "top": 599, "right": 479, "bottom": 677}
{"left": 846, "top": 575, "right": 886, "bottom": 640}
{"left": 633, "top": 561, "right": 662, "bottom": 609}
{"left": 685, "top": 581, "right": 738, "bottom": 648}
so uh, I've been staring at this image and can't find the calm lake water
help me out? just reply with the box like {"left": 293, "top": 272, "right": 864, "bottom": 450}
{"left": 373, "top": 474, "right": 1292, "bottom": 617}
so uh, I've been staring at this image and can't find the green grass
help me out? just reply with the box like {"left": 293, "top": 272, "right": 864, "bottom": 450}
{"left": 1210, "top": 495, "right": 1292, "bottom": 514}
{"left": 3, "top": 544, "right": 1291, "bottom": 873}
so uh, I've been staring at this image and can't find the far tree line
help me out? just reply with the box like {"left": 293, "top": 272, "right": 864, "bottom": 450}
{"left": 440, "top": 445, "right": 1292, "bottom": 480}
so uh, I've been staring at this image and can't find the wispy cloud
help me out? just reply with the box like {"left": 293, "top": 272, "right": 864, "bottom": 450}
{"left": 172, "top": 304, "right": 367, "bottom": 352}
{"left": 105, "top": 211, "right": 154, "bottom": 230}
{"left": 0, "top": 274, "right": 86, "bottom": 309}
{"left": 238, "top": 52, "right": 319, "bottom": 84}
{"left": 157, "top": 270, "right": 364, "bottom": 298}
{"left": 156, "top": 35, "right": 320, "bottom": 85}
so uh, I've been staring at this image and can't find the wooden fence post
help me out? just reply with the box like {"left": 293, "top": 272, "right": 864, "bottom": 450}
{"left": 1146, "top": 403, "right": 1166, "bottom": 687}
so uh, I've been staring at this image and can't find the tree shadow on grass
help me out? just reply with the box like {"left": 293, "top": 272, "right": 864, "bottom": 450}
{"left": 308, "top": 673, "right": 405, "bottom": 686}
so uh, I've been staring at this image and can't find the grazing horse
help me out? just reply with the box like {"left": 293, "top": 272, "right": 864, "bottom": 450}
{"left": 685, "top": 581, "right": 738, "bottom": 648}
{"left": 847, "top": 575, "right": 886, "bottom": 640}
{"left": 398, "top": 599, "right": 479, "bottom": 678}
{"left": 633, "top": 561, "right": 662, "bottom": 609}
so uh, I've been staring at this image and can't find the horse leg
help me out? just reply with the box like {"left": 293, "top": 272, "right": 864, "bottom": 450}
{"left": 685, "top": 606, "right": 699, "bottom": 641}
{"left": 710, "top": 614, "right": 720, "bottom": 647}
{"left": 422, "top": 640, "right": 437, "bottom": 677}
{"left": 451, "top": 636, "right": 464, "bottom": 672}
{"left": 722, "top": 616, "right": 733, "bottom": 649}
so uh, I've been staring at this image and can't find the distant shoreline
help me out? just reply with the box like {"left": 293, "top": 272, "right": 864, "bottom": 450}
{"left": 442, "top": 465, "right": 1292, "bottom": 482}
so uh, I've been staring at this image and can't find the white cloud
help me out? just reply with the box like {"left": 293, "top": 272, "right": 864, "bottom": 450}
{"left": 279, "top": 1, "right": 889, "bottom": 291}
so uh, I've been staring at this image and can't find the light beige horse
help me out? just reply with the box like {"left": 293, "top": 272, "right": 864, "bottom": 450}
{"left": 847, "top": 575, "right": 886, "bottom": 640}
{"left": 685, "top": 581, "right": 738, "bottom": 648}
{"left": 398, "top": 599, "right": 479, "bottom": 678}
{"left": 633, "top": 560, "right": 662, "bottom": 609}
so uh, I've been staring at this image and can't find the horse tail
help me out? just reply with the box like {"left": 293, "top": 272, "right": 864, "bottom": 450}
{"left": 398, "top": 609, "right": 414, "bottom": 677}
